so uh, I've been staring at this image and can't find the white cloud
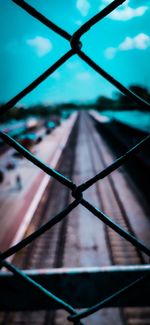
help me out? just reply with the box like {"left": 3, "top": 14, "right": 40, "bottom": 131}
{"left": 76, "top": 0, "right": 91, "bottom": 16}
{"left": 99, "top": 0, "right": 148, "bottom": 21}
{"left": 109, "top": 5, "right": 148, "bottom": 20}
{"left": 105, "top": 33, "right": 150, "bottom": 59}
{"left": 119, "top": 34, "right": 150, "bottom": 50}
{"left": 26, "top": 36, "right": 52, "bottom": 56}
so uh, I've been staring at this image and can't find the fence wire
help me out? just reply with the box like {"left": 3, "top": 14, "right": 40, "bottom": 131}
{"left": 0, "top": 0, "right": 150, "bottom": 323}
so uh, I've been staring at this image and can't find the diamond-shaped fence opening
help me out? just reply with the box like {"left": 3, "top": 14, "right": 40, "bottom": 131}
{"left": 0, "top": 0, "right": 150, "bottom": 323}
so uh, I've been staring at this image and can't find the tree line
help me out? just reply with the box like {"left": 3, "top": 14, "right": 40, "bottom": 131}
{"left": 0, "top": 84, "right": 149, "bottom": 123}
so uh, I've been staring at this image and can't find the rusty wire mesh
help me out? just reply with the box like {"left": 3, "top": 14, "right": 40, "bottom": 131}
{"left": 0, "top": 0, "right": 150, "bottom": 323}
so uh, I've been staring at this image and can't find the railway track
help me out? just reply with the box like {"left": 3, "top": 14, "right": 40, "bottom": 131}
{"left": 0, "top": 116, "right": 79, "bottom": 324}
{"left": 0, "top": 111, "right": 149, "bottom": 324}
{"left": 84, "top": 113, "right": 150, "bottom": 325}
{"left": 92, "top": 114, "right": 150, "bottom": 203}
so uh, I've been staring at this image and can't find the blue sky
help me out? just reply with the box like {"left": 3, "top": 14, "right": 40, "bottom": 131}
{"left": 0, "top": 0, "right": 150, "bottom": 106}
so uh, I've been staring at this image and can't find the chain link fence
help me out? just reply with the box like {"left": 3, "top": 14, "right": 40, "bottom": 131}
{"left": 0, "top": 0, "right": 150, "bottom": 323}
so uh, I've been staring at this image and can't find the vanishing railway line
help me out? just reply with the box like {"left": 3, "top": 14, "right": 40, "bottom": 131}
{"left": 1, "top": 111, "right": 150, "bottom": 325}
{"left": 85, "top": 114, "right": 146, "bottom": 265}
{"left": 84, "top": 113, "right": 150, "bottom": 325}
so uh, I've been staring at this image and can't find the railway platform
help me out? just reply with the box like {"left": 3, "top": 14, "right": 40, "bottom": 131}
{"left": 0, "top": 113, "right": 77, "bottom": 253}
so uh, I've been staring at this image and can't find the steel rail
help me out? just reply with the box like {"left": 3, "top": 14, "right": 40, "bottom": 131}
{"left": 0, "top": 200, "right": 79, "bottom": 262}
{"left": 81, "top": 198, "right": 150, "bottom": 257}
{"left": 75, "top": 134, "right": 150, "bottom": 193}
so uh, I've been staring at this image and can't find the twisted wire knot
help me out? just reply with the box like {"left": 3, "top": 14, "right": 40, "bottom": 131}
{"left": 70, "top": 36, "right": 82, "bottom": 52}
{"left": 72, "top": 186, "right": 83, "bottom": 202}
